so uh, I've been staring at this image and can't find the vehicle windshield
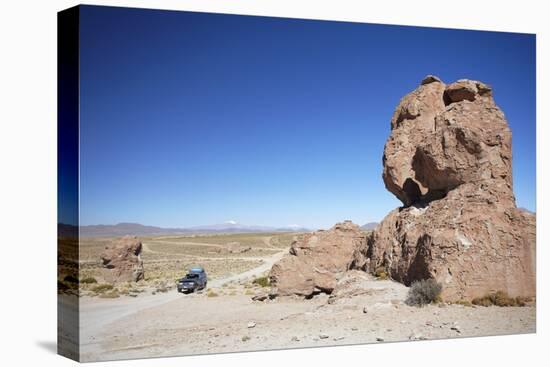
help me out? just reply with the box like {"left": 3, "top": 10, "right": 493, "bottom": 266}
{"left": 185, "top": 274, "right": 199, "bottom": 279}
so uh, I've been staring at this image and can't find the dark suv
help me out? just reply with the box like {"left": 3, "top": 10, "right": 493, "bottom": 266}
{"left": 177, "top": 267, "right": 207, "bottom": 293}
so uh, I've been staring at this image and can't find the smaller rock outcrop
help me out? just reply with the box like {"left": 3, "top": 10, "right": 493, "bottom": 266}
{"left": 269, "top": 221, "right": 366, "bottom": 297}
{"left": 100, "top": 235, "right": 144, "bottom": 283}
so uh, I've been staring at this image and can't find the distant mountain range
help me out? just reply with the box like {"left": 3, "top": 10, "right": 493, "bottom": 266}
{"left": 360, "top": 222, "right": 378, "bottom": 230}
{"left": 59, "top": 222, "right": 310, "bottom": 238}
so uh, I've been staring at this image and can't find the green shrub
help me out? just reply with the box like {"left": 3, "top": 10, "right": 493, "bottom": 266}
{"left": 81, "top": 277, "right": 97, "bottom": 284}
{"left": 252, "top": 276, "right": 270, "bottom": 287}
{"left": 472, "top": 291, "right": 529, "bottom": 307}
{"left": 405, "top": 279, "right": 443, "bottom": 307}
{"left": 91, "top": 284, "right": 114, "bottom": 293}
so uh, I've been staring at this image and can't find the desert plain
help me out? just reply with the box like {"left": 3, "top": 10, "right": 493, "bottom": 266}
{"left": 57, "top": 231, "right": 536, "bottom": 362}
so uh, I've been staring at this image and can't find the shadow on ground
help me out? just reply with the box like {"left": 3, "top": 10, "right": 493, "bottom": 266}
{"left": 36, "top": 340, "right": 57, "bottom": 354}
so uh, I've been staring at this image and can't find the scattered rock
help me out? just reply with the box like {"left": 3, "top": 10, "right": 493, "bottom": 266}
{"left": 409, "top": 331, "right": 427, "bottom": 341}
{"left": 363, "top": 307, "right": 368, "bottom": 314}
{"left": 252, "top": 294, "right": 269, "bottom": 302}
{"left": 247, "top": 322, "right": 256, "bottom": 329}
{"left": 376, "top": 337, "right": 384, "bottom": 342}
{"left": 333, "top": 336, "right": 345, "bottom": 341}
{"left": 291, "top": 336, "right": 300, "bottom": 342}
{"left": 99, "top": 236, "right": 144, "bottom": 283}
{"left": 451, "top": 322, "right": 461, "bottom": 333}
{"left": 319, "top": 333, "right": 329, "bottom": 339}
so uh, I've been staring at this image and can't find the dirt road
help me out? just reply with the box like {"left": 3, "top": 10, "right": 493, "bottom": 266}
{"left": 79, "top": 248, "right": 287, "bottom": 358}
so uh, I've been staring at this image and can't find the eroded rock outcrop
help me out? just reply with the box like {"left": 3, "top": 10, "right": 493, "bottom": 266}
{"left": 269, "top": 76, "right": 535, "bottom": 302}
{"left": 354, "top": 76, "right": 535, "bottom": 301}
{"left": 269, "top": 221, "right": 366, "bottom": 297}
{"left": 100, "top": 235, "right": 144, "bottom": 283}
{"left": 383, "top": 75, "right": 447, "bottom": 206}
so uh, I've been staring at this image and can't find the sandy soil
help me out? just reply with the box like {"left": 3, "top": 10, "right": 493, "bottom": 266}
{"left": 79, "top": 262, "right": 536, "bottom": 362}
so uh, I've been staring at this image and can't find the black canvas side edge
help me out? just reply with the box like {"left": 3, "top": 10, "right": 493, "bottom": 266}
{"left": 57, "top": 5, "right": 80, "bottom": 362}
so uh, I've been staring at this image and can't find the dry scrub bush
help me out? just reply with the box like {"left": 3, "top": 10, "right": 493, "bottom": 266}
{"left": 374, "top": 267, "right": 388, "bottom": 280}
{"left": 91, "top": 284, "right": 114, "bottom": 293}
{"left": 472, "top": 291, "right": 529, "bottom": 307}
{"left": 99, "top": 290, "right": 120, "bottom": 298}
{"left": 453, "top": 299, "right": 473, "bottom": 307}
{"left": 405, "top": 279, "right": 442, "bottom": 307}
{"left": 81, "top": 277, "right": 97, "bottom": 284}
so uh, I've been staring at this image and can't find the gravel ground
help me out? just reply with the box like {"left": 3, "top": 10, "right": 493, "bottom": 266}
{"left": 79, "top": 278, "right": 535, "bottom": 362}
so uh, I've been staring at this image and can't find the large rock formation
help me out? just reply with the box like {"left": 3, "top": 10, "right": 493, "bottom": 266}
{"left": 269, "top": 76, "right": 535, "bottom": 302}
{"left": 270, "top": 76, "right": 536, "bottom": 301}
{"left": 100, "top": 235, "right": 144, "bottom": 283}
{"left": 353, "top": 76, "right": 535, "bottom": 301}
{"left": 269, "top": 221, "right": 366, "bottom": 297}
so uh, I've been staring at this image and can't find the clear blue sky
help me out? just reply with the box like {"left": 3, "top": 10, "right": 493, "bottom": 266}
{"left": 76, "top": 5, "right": 536, "bottom": 229}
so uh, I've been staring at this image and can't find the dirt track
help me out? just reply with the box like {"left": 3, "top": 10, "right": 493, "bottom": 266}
{"left": 78, "top": 248, "right": 287, "bottom": 359}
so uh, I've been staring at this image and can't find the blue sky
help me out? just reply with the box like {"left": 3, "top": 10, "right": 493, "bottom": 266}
{"left": 76, "top": 5, "right": 536, "bottom": 229}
